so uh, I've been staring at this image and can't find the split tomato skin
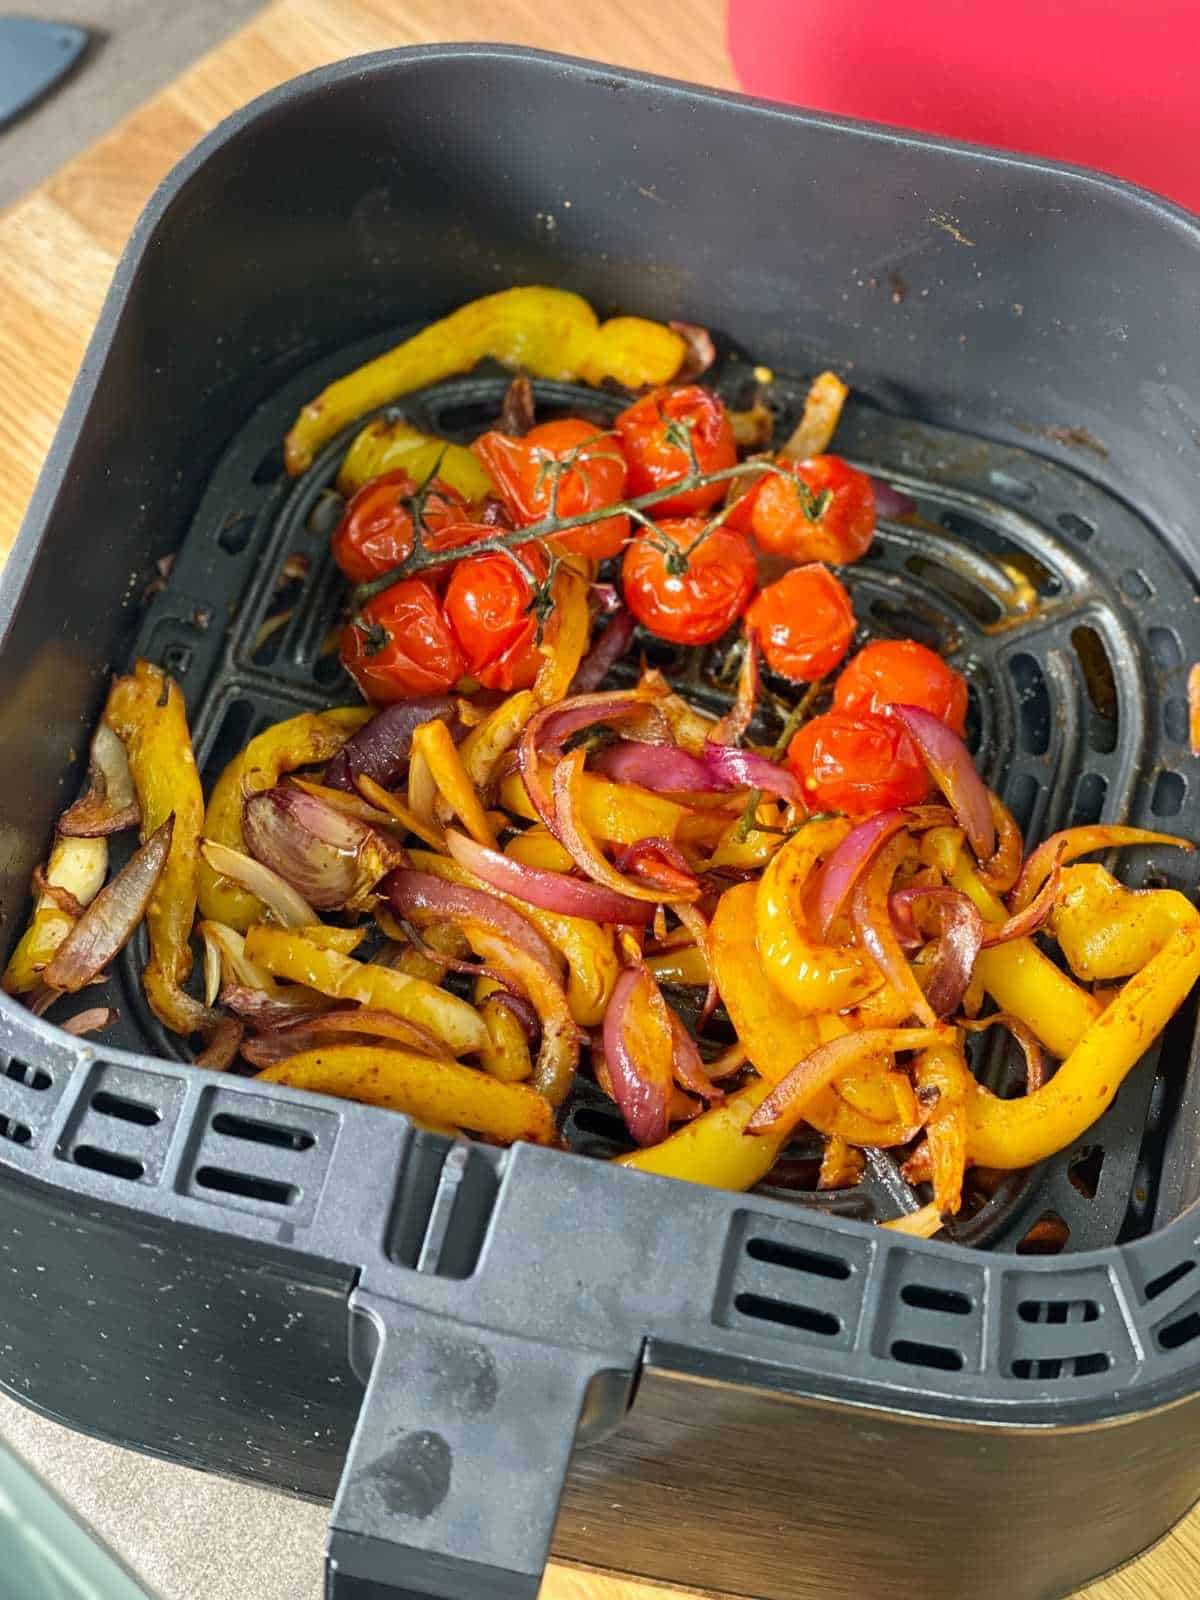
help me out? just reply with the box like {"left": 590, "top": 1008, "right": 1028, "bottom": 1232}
{"left": 615, "top": 385, "right": 737, "bottom": 514}
{"left": 331, "top": 469, "right": 472, "bottom": 583}
{"left": 745, "top": 564, "right": 855, "bottom": 682}
{"left": 728, "top": 453, "right": 876, "bottom": 565}
{"left": 621, "top": 518, "right": 758, "bottom": 646}
{"left": 834, "top": 638, "right": 968, "bottom": 736}
{"left": 787, "top": 708, "right": 932, "bottom": 817}
{"left": 340, "top": 579, "right": 467, "bottom": 701}
{"left": 471, "top": 417, "right": 630, "bottom": 561}
{"left": 443, "top": 549, "right": 547, "bottom": 691}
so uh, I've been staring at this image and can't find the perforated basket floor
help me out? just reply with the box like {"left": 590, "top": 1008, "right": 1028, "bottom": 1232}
{"left": 15, "top": 329, "right": 1200, "bottom": 1256}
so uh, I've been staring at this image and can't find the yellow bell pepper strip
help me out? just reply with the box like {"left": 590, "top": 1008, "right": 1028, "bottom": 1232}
{"left": 459, "top": 690, "right": 536, "bottom": 790}
{"left": 746, "top": 1028, "right": 949, "bottom": 1140}
{"left": 293, "top": 924, "right": 365, "bottom": 957}
{"left": 499, "top": 766, "right": 686, "bottom": 844}
{"left": 244, "top": 923, "right": 486, "bottom": 1056}
{"left": 504, "top": 826, "right": 575, "bottom": 874}
{"left": 646, "top": 943, "right": 710, "bottom": 986}
{"left": 707, "top": 800, "right": 787, "bottom": 870}
{"left": 378, "top": 913, "right": 470, "bottom": 984}
{"left": 407, "top": 848, "right": 616, "bottom": 1028}
{"left": 353, "top": 773, "right": 446, "bottom": 850}
{"left": 533, "top": 564, "right": 592, "bottom": 707}
{"left": 616, "top": 1076, "right": 787, "bottom": 1190}
{"left": 940, "top": 838, "right": 1101, "bottom": 1059}
{"left": 1012, "top": 824, "right": 1192, "bottom": 912}
{"left": 1052, "top": 864, "right": 1199, "bottom": 981}
{"left": 711, "top": 882, "right": 914, "bottom": 1146}
{"left": 911, "top": 1040, "right": 970, "bottom": 1215}
{"left": 105, "top": 662, "right": 207, "bottom": 1035}
{"left": 336, "top": 417, "right": 494, "bottom": 501}
{"left": 406, "top": 741, "right": 439, "bottom": 830}
{"left": 965, "top": 922, "right": 1200, "bottom": 1168}
{"left": 3, "top": 835, "right": 107, "bottom": 994}
{"left": 284, "top": 286, "right": 686, "bottom": 474}
{"left": 410, "top": 718, "right": 496, "bottom": 848}
{"left": 474, "top": 976, "right": 534, "bottom": 1083}
{"left": 257, "top": 1045, "right": 556, "bottom": 1145}
{"left": 199, "top": 707, "right": 372, "bottom": 930}
{"left": 813, "top": 1013, "right": 910, "bottom": 1126}
{"left": 780, "top": 370, "right": 849, "bottom": 460}
{"left": 757, "top": 818, "right": 881, "bottom": 1017}
{"left": 457, "top": 919, "right": 580, "bottom": 1106}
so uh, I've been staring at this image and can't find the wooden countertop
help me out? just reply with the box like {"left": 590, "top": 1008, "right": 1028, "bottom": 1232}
{"left": 0, "top": 2, "right": 1196, "bottom": 1597}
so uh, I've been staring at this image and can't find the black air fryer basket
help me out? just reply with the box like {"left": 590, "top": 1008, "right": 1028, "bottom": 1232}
{"left": 3, "top": 47, "right": 1200, "bottom": 1600}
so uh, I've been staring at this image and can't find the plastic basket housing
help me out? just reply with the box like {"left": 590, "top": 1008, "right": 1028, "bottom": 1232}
{"left": 2, "top": 46, "right": 1200, "bottom": 1600}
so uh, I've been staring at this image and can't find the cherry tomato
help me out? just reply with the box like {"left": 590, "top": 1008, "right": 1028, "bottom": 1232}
{"left": 443, "top": 548, "right": 547, "bottom": 691}
{"left": 614, "top": 385, "right": 737, "bottom": 514}
{"left": 834, "top": 639, "right": 968, "bottom": 736}
{"left": 621, "top": 518, "right": 757, "bottom": 646}
{"left": 787, "top": 709, "right": 932, "bottom": 818}
{"left": 744, "top": 564, "right": 855, "bottom": 682}
{"left": 340, "top": 579, "right": 466, "bottom": 702}
{"left": 728, "top": 454, "right": 875, "bottom": 565}
{"left": 471, "top": 418, "right": 629, "bottom": 561}
{"left": 331, "top": 470, "right": 473, "bottom": 584}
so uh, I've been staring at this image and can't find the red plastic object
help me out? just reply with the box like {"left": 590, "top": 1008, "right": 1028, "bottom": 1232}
{"left": 728, "top": 0, "right": 1200, "bottom": 215}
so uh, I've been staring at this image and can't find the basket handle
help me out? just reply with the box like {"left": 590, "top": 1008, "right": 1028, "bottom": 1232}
{"left": 326, "top": 1290, "right": 636, "bottom": 1599}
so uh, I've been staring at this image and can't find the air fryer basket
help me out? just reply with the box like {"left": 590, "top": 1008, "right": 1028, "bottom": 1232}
{"left": 3, "top": 46, "right": 1200, "bottom": 1600}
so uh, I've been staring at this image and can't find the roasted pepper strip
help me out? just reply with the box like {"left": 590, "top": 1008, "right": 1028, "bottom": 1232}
{"left": 106, "top": 662, "right": 206, "bottom": 1034}
{"left": 408, "top": 848, "right": 616, "bottom": 1027}
{"left": 966, "top": 922, "right": 1200, "bottom": 1167}
{"left": 615, "top": 1076, "right": 787, "bottom": 1190}
{"left": 199, "top": 707, "right": 371, "bottom": 930}
{"left": 757, "top": 818, "right": 881, "bottom": 1016}
{"left": 475, "top": 976, "right": 534, "bottom": 1083}
{"left": 257, "top": 1045, "right": 555, "bottom": 1144}
{"left": 410, "top": 718, "right": 496, "bottom": 847}
{"left": 646, "top": 943, "right": 710, "bottom": 986}
{"left": 336, "top": 418, "right": 494, "bottom": 501}
{"left": 1051, "top": 864, "right": 1198, "bottom": 980}
{"left": 711, "top": 882, "right": 914, "bottom": 1146}
{"left": 499, "top": 766, "right": 686, "bottom": 844}
{"left": 244, "top": 923, "right": 486, "bottom": 1056}
{"left": 937, "top": 834, "right": 1101, "bottom": 1058}
{"left": 533, "top": 565, "right": 591, "bottom": 707}
{"left": 457, "top": 919, "right": 580, "bottom": 1106}
{"left": 285, "top": 287, "right": 686, "bottom": 474}
{"left": 459, "top": 691, "right": 536, "bottom": 790}
{"left": 3, "top": 835, "right": 107, "bottom": 994}
{"left": 913, "top": 1040, "right": 970, "bottom": 1215}
{"left": 504, "top": 826, "right": 575, "bottom": 874}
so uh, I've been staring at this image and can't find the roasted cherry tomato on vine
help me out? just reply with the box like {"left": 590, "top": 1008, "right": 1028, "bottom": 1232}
{"left": 615, "top": 385, "right": 737, "bottom": 514}
{"left": 834, "top": 639, "right": 968, "bottom": 736}
{"left": 787, "top": 709, "right": 932, "bottom": 817}
{"left": 745, "top": 564, "right": 855, "bottom": 682}
{"left": 331, "top": 470, "right": 474, "bottom": 584}
{"left": 443, "top": 548, "right": 548, "bottom": 691}
{"left": 471, "top": 418, "right": 630, "bottom": 561}
{"left": 340, "top": 579, "right": 466, "bottom": 701}
{"left": 728, "top": 453, "right": 875, "bottom": 565}
{"left": 621, "top": 518, "right": 757, "bottom": 646}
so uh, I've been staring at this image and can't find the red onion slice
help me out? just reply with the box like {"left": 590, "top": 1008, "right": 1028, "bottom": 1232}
{"left": 713, "top": 632, "right": 761, "bottom": 747}
{"left": 324, "top": 698, "right": 457, "bottom": 793}
{"left": 811, "top": 808, "right": 912, "bottom": 938}
{"left": 443, "top": 828, "right": 652, "bottom": 925}
{"left": 384, "top": 868, "right": 562, "bottom": 979}
{"left": 570, "top": 607, "right": 637, "bottom": 694}
{"left": 43, "top": 818, "right": 173, "bottom": 993}
{"left": 552, "top": 751, "right": 697, "bottom": 904}
{"left": 611, "top": 837, "right": 700, "bottom": 897}
{"left": 700, "top": 742, "right": 801, "bottom": 803}
{"left": 1011, "top": 824, "right": 1193, "bottom": 912}
{"left": 887, "top": 886, "right": 985, "bottom": 1018}
{"left": 518, "top": 691, "right": 669, "bottom": 838}
{"left": 870, "top": 476, "right": 917, "bottom": 519}
{"left": 890, "top": 704, "right": 995, "bottom": 862}
{"left": 592, "top": 740, "right": 719, "bottom": 792}
{"left": 602, "top": 965, "right": 675, "bottom": 1146}
{"left": 668, "top": 1012, "right": 723, "bottom": 1104}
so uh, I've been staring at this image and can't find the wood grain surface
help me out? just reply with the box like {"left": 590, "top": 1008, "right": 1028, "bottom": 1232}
{"left": 0, "top": 3, "right": 1195, "bottom": 1597}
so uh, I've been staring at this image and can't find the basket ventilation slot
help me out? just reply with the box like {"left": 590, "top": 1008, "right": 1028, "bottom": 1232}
{"left": 390, "top": 1132, "right": 502, "bottom": 1279}
{"left": 718, "top": 1214, "right": 870, "bottom": 1350}
{"left": 179, "top": 1087, "right": 337, "bottom": 1225}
